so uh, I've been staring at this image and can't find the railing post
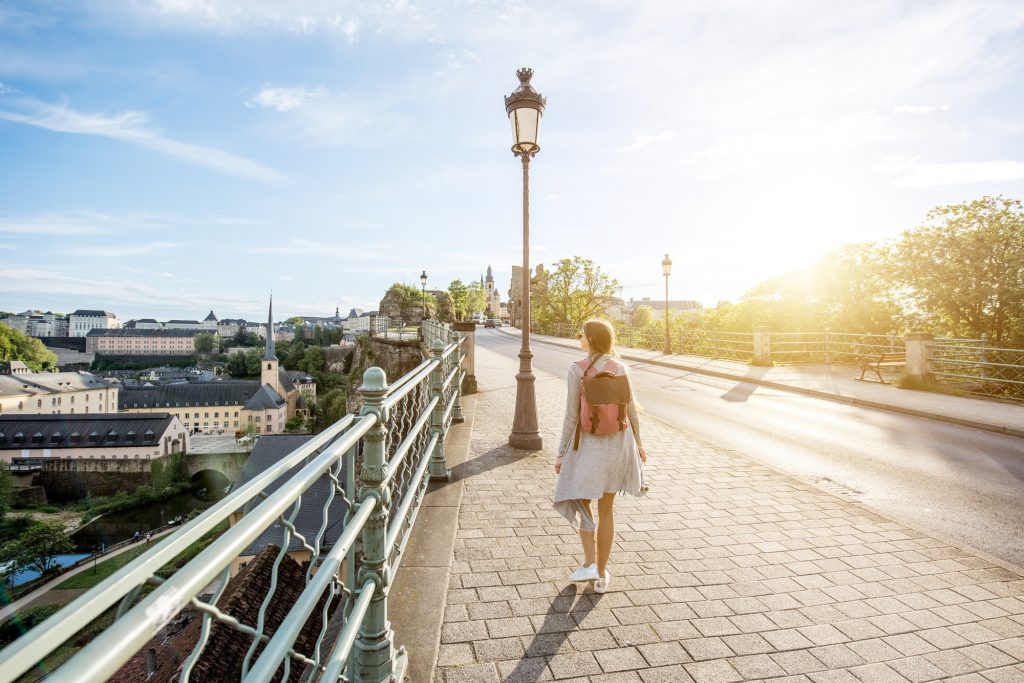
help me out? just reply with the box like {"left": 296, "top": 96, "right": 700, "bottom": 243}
{"left": 355, "top": 367, "right": 406, "bottom": 683}
{"left": 453, "top": 322, "right": 477, "bottom": 394}
{"left": 428, "top": 339, "right": 452, "bottom": 481}
{"left": 903, "top": 331, "right": 935, "bottom": 389}
{"left": 752, "top": 326, "right": 772, "bottom": 366}
{"left": 712, "top": 330, "right": 720, "bottom": 359}
{"left": 824, "top": 328, "right": 831, "bottom": 364}
{"left": 980, "top": 333, "right": 989, "bottom": 380}
{"left": 451, "top": 334, "right": 466, "bottom": 424}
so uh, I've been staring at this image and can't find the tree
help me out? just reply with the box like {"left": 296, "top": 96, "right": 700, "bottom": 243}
{"left": 633, "top": 305, "right": 654, "bottom": 328}
{"left": 533, "top": 256, "right": 620, "bottom": 332}
{"left": 891, "top": 195, "right": 1024, "bottom": 342}
{"left": 193, "top": 333, "right": 216, "bottom": 354}
{"left": 301, "top": 346, "right": 325, "bottom": 374}
{"left": 0, "top": 324, "right": 58, "bottom": 371}
{"left": 448, "top": 280, "right": 469, "bottom": 320}
{"left": 11, "top": 522, "right": 74, "bottom": 575}
{"left": 466, "top": 281, "right": 486, "bottom": 317}
{"left": 315, "top": 388, "right": 348, "bottom": 432}
{"left": 0, "top": 468, "right": 11, "bottom": 520}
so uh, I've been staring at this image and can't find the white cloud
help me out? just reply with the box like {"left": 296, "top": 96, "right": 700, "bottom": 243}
{"left": 892, "top": 104, "right": 950, "bottom": 115}
{"left": 882, "top": 158, "right": 1024, "bottom": 186}
{"left": 0, "top": 212, "right": 107, "bottom": 235}
{"left": 618, "top": 130, "right": 677, "bottom": 153}
{"left": 0, "top": 81, "right": 13, "bottom": 95}
{"left": 241, "top": 239, "right": 377, "bottom": 259}
{"left": 0, "top": 99, "right": 288, "bottom": 184}
{"left": 78, "top": 241, "right": 181, "bottom": 257}
{"left": 247, "top": 85, "right": 326, "bottom": 112}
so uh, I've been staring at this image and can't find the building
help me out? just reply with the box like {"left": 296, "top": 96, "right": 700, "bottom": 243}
{"left": 286, "top": 371, "right": 317, "bottom": 403}
{"left": 3, "top": 311, "right": 70, "bottom": 337}
{"left": 228, "top": 435, "right": 346, "bottom": 574}
{"left": 202, "top": 310, "right": 218, "bottom": 330}
{"left": 86, "top": 328, "right": 213, "bottom": 356}
{"left": 217, "top": 318, "right": 246, "bottom": 338}
{"left": 343, "top": 310, "right": 374, "bottom": 334}
{"left": 125, "top": 318, "right": 161, "bottom": 330}
{"left": 69, "top": 310, "right": 120, "bottom": 337}
{"left": 164, "top": 319, "right": 203, "bottom": 330}
{"left": 0, "top": 369, "right": 118, "bottom": 416}
{"left": 119, "top": 297, "right": 308, "bottom": 435}
{"left": 0, "top": 413, "right": 188, "bottom": 465}
{"left": 625, "top": 297, "right": 703, "bottom": 321}
{"left": 508, "top": 264, "right": 544, "bottom": 328}
{"left": 483, "top": 265, "right": 501, "bottom": 317}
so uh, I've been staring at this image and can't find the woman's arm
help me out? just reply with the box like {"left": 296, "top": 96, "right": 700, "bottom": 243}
{"left": 557, "top": 364, "right": 582, "bottom": 457}
{"left": 623, "top": 364, "right": 646, "bottom": 460}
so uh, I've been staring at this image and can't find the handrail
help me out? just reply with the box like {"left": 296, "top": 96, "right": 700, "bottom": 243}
{"left": 0, "top": 326, "right": 467, "bottom": 683}
{"left": 0, "top": 413, "right": 358, "bottom": 683}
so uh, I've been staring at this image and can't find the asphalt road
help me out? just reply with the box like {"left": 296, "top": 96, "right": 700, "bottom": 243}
{"left": 478, "top": 328, "right": 1024, "bottom": 568}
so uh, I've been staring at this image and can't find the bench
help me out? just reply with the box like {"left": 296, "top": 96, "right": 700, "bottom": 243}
{"left": 859, "top": 352, "right": 906, "bottom": 383}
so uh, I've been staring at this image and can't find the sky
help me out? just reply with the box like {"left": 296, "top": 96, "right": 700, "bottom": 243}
{"left": 2, "top": 0, "right": 1024, "bottom": 322}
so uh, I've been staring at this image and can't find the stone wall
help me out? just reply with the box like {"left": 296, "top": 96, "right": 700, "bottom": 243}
{"left": 346, "top": 336, "right": 424, "bottom": 413}
{"left": 38, "top": 458, "right": 155, "bottom": 502}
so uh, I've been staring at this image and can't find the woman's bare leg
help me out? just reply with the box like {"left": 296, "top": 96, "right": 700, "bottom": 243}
{"left": 578, "top": 499, "right": 596, "bottom": 566}
{"left": 596, "top": 492, "right": 616, "bottom": 577}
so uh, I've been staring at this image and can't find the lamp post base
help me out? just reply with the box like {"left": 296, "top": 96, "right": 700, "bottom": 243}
{"left": 509, "top": 359, "right": 543, "bottom": 451}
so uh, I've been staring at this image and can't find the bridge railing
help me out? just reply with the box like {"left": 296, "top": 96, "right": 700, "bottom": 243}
{"left": 421, "top": 319, "right": 454, "bottom": 348}
{"left": 0, "top": 337, "right": 465, "bottom": 683}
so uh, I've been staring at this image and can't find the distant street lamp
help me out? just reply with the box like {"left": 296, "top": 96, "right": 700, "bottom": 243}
{"left": 420, "top": 270, "right": 428, "bottom": 321}
{"left": 662, "top": 254, "right": 672, "bottom": 355}
{"left": 505, "top": 67, "right": 546, "bottom": 451}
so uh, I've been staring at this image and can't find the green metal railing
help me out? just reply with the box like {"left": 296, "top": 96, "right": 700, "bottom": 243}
{"left": 0, "top": 334, "right": 465, "bottom": 683}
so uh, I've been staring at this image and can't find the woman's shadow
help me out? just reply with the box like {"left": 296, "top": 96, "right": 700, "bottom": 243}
{"left": 504, "top": 583, "right": 602, "bottom": 683}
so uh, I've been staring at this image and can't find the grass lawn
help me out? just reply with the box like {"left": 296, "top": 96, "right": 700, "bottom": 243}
{"left": 54, "top": 544, "right": 152, "bottom": 590}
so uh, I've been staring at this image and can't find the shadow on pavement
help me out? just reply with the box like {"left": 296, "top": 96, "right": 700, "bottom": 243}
{"left": 505, "top": 584, "right": 602, "bottom": 683}
{"left": 446, "top": 444, "right": 532, "bottom": 484}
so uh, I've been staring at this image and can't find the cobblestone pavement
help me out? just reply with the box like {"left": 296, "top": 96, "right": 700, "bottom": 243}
{"left": 434, "top": 345, "right": 1024, "bottom": 683}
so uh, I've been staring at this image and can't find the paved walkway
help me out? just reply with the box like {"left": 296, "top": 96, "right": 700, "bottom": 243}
{"left": 434, "top": 344, "right": 1024, "bottom": 682}
{"left": 508, "top": 329, "right": 1024, "bottom": 438}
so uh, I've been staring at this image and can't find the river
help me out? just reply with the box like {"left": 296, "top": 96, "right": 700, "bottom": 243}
{"left": 70, "top": 487, "right": 220, "bottom": 552}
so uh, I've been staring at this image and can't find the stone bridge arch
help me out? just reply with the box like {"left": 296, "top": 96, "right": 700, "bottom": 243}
{"left": 185, "top": 451, "right": 250, "bottom": 488}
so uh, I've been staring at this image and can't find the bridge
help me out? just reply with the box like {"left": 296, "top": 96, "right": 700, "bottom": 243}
{"left": 3, "top": 320, "right": 1024, "bottom": 682}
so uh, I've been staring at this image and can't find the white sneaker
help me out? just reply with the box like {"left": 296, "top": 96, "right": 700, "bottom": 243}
{"left": 594, "top": 572, "right": 612, "bottom": 594}
{"left": 569, "top": 564, "right": 598, "bottom": 582}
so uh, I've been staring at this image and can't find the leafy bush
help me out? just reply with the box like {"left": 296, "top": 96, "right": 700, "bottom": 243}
{"left": 0, "top": 604, "right": 62, "bottom": 646}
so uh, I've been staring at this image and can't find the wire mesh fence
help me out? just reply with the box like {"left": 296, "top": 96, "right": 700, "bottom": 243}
{"left": 932, "top": 335, "right": 1024, "bottom": 402}
{"left": 0, "top": 335, "right": 465, "bottom": 683}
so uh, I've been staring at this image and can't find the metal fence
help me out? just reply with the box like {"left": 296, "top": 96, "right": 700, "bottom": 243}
{"left": 370, "top": 316, "right": 416, "bottom": 341}
{"left": 932, "top": 335, "right": 1024, "bottom": 402}
{"left": 421, "top": 319, "right": 455, "bottom": 348}
{"left": 770, "top": 332, "right": 903, "bottom": 365}
{"left": 0, "top": 337, "right": 465, "bottom": 683}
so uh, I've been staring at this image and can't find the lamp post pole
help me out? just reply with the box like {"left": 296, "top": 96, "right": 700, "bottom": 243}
{"left": 662, "top": 254, "right": 672, "bottom": 355}
{"left": 506, "top": 68, "right": 545, "bottom": 451}
{"left": 420, "top": 270, "right": 428, "bottom": 322}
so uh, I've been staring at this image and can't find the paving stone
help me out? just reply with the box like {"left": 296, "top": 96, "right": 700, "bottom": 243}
{"left": 886, "top": 655, "right": 948, "bottom": 682}
{"left": 472, "top": 636, "right": 525, "bottom": 663}
{"left": 770, "top": 650, "right": 826, "bottom": 675}
{"left": 496, "top": 656, "right": 553, "bottom": 682}
{"left": 924, "top": 649, "right": 982, "bottom": 677}
{"left": 637, "top": 641, "right": 691, "bottom": 667}
{"left": 684, "top": 659, "right": 743, "bottom": 683}
{"left": 638, "top": 665, "right": 695, "bottom": 682}
{"left": 436, "top": 643, "right": 475, "bottom": 667}
{"left": 721, "top": 633, "right": 774, "bottom": 656}
{"left": 443, "top": 662, "right": 500, "bottom": 682}
{"left": 594, "top": 647, "right": 648, "bottom": 673}
{"left": 547, "top": 651, "right": 604, "bottom": 679}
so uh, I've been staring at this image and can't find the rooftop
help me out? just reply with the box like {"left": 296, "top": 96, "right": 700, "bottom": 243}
{"left": 0, "top": 413, "right": 178, "bottom": 449}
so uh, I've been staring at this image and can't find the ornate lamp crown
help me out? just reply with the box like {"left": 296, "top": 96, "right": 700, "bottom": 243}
{"left": 505, "top": 67, "right": 546, "bottom": 115}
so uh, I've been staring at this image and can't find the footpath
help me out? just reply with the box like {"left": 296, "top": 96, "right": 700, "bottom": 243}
{"left": 431, "top": 343, "right": 1024, "bottom": 682}
{"left": 507, "top": 329, "right": 1024, "bottom": 439}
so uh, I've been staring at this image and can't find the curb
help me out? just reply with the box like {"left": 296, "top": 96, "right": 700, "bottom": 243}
{"left": 498, "top": 328, "right": 1023, "bottom": 439}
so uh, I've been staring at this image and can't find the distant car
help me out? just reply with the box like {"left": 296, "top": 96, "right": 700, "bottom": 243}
{"left": 484, "top": 319, "right": 496, "bottom": 328}
{"left": 493, "top": 319, "right": 503, "bottom": 327}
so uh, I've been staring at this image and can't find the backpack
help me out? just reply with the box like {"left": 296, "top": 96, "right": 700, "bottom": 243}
{"left": 573, "top": 356, "right": 631, "bottom": 449}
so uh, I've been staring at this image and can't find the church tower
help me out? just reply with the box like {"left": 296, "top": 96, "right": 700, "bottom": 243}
{"left": 261, "top": 295, "right": 283, "bottom": 396}
{"left": 485, "top": 265, "right": 499, "bottom": 316}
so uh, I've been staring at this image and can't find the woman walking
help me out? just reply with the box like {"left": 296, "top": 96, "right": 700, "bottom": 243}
{"left": 554, "top": 319, "right": 646, "bottom": 593}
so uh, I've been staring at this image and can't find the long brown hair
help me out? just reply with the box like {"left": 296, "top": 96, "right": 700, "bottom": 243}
{"left": 582, "top": 319, "right": 616, "bottom": 358}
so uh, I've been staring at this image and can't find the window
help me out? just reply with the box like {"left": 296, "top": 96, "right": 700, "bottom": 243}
{"left": 267, "top": 363, "right": 272, "bottom": 370}
{"left": 37, "top": 399, "right": 41, "bottom": 407}
{"left": 17, "top": 401, "right": 22, "bottom": 410}
{"left": 234, "top": 411, "right": 239, "bottom": 417}
{"left": 204, "top": 412, "right": 209, "bottom": 418}
{"left": 214, "top": 412, "right": 219, "bottom": 418}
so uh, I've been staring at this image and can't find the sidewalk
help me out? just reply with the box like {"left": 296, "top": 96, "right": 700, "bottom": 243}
{"left": 503, "top": 329, "right": 1024, "bottom": 439}
{"left": 434, "top": 344, "right": 1024, "bottom": 682}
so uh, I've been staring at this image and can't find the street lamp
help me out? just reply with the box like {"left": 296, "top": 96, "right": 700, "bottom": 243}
{"left": 662, "top": 254, "right": 672, "bottom": 355}
{"left": 505, "top": 67, "right": 546, "bottom": 451}
{"left": 420, "top": 270, "right": 428, "bottom": 321}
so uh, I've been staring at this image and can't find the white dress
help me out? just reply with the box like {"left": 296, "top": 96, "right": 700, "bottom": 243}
{"left": 553, "top": 354, "right": 644, "bottom": 531}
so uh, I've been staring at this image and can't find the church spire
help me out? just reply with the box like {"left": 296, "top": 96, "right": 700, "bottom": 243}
{"left": 263, "top": 294, "right": 277, "bottom": 361}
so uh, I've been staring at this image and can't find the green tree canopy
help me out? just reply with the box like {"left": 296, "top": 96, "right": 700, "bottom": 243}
{"left": 10, "top": 521, "right": 74, "bottom": 575}
{"left": 633, "top": 305, "right": 654, "bottom": 328}
{"left": 448, "top": 280, "right": 469, "bottom": 320}
{"left": 193, "top": 332, "right": 216, "bottom": 354}
{"left": 0, "top": 324, "right": 58, "bottom": 371}
{"left": 891, "top": 195, "right": 1024, "bottom": 342}
{"left": 533, "top": 256, "right": 620, "bottom": 332}
{"left": 466, "top": 280, "right": 486, "bottom": 316}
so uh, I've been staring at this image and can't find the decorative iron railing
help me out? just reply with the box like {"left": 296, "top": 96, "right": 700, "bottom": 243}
{"left": 421, "top": 319, "right": 454, "bottom": 348}
{"left": 0, "top": 337, "right": 465, "bottom": 683}
{"left": 932, "top": 335, "right": 1024, "bottom": 401}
